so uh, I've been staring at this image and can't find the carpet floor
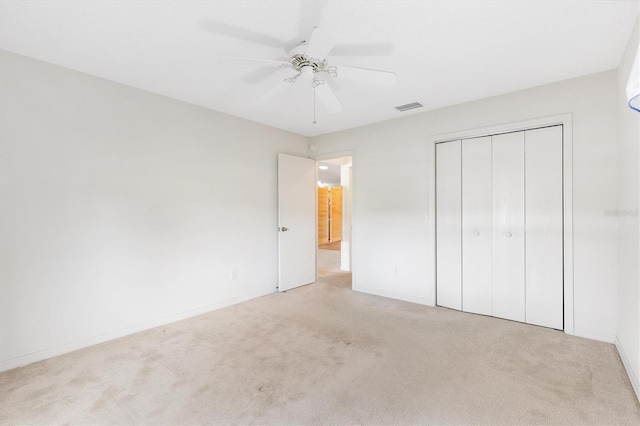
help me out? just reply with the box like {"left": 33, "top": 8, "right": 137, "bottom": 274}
{"left": 318, "top": 247, "right": 345, "bottom": 275}
{"left": 0, "top": 279, "right": 638, "bottom": 424}
{"left": 317, "top": 248, "right": 351, "bottom": 289}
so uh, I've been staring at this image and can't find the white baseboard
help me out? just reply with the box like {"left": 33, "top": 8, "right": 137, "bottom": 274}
{"left": 615, "top": 336, "right": 640, "bottom": 402}
{"left": 0, "top": 286, "right": 276, "bottom": 373}
{"left": 353, "top": 285, "right": 434, "bottom": 307}
{"left": 573, "top": 327, "right": 616, "bottom": 344}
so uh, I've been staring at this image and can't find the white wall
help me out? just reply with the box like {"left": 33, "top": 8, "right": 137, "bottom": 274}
{"left": 0, "top": 50, "right": 308, "bottom": 371}
{"left": 313, "top": 70, "right": 619, "bottom": 342}
{"left": 616, "top": 17, "right": 640, "bottom": 399}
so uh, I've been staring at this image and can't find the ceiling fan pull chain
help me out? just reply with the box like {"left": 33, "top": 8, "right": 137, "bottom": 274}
{"left": 313, "top": 88, "right": 317, "bottom": 125}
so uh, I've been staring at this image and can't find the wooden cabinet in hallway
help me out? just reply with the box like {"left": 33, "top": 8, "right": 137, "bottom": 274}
{"left": 318, "top": 186, "right": 342, "bottom": 245}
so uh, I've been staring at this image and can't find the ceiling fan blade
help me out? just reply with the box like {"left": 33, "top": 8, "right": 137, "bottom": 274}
{"left": 305, "top": 27, "right": 339, "bottom": 60}
{"left": 334, "top": 65, "right": 397, "bottom": 86}
{"left": 331, "top": 42, "right": 395, "bottom": 56}
{"left": 218, "top": 57, "right": 291, "bottom": 68}
{"left": 202, "top": 20, "right": 286, "bottom": 48}
{"left": 253, "top": 81, "right": 292, "bottom": 106}
{"left": 315, "top": 83, "right": 343, "bottom": 114}
{"left": 297, "top": 0, "right": 327, "bottom": 37}
{"left": 242, "top": 67, "right": 282, "bottom": 85}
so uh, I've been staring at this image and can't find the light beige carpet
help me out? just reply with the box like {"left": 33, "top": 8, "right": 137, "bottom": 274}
{"left": 317, "top": 248, "right": 350, "bottom": 289}
{"left": 1, "top": 280, "right": 638, "bottom": 425}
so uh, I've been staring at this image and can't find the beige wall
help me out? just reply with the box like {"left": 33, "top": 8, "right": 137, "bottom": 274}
{"left": 0, "top": 50, "right": 308, "bottom": 370}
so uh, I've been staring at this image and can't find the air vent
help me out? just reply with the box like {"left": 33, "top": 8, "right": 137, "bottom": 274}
{"left": 395, "top": 102, "right": 423, "bottom": 112}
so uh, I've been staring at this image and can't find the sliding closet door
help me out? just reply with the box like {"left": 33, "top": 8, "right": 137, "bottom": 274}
{"left": 436, "top": 141, "right": 462, "bottom": 310}
{"left": 525, "top": 126, "right": 563, "bottom": 329}
{"left": 492, "top": 132, "right": 525, "bottom": 322}
{"left": 461, "top": 137, "right": 492, "bottom": 315}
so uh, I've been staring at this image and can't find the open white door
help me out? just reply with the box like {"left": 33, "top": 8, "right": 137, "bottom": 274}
{"left": 278, "top": 153, "right": 316, "bottom": 291}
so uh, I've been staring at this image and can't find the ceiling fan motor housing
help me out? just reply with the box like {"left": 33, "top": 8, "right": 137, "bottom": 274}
{"left": 290, "top": 54, "right": 326, "bottom": 73}
{"left": 289, "top": 54, "right": 338, "bottom": 81}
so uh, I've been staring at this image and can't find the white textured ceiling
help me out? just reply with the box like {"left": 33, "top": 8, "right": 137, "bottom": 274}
{"left": 318, "top": 162, "right": 341, "bottom": 186}
{"left": 1, "top": 1, "right": 638, "bottom": 137}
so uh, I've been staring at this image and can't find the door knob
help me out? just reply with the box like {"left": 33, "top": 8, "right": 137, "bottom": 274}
{"left": 505, "top": 232, "right": 512, "bottom": 238}
{"left": 280, "top": 227, "right": 288, "bottom": 232}
{"left": 473, "top": 231, "right": 480, "bottom": 237}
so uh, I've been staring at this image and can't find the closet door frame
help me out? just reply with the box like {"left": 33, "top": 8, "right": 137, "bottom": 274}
{"left": 429, "top": 114, "right": 574, "bottom": 336}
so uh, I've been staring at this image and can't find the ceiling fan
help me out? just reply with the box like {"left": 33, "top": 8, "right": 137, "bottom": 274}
{"left": 219, "top": 27, "right": 397, "bottom": 115}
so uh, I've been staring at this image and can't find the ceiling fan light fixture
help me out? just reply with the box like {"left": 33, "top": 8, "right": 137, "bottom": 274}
{"left": 301, "top": 65, "right": 315, "bottom": 80}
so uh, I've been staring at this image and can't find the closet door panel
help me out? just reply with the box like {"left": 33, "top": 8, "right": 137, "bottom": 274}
{"left": 525, "top": 126, "right": 563, "bottom": 329}
{"left": 492, "top": 132, "right": 525, "bottom": 322}
{"left": 318, "top": 187, "right": 329, "bottom": 244}
{"left": 436, "top": 141, "right": 462, "bottom": 310}
{"left": 330, "top": 186, "right": 343, "bottom": 241}
{"left": 462, "top": 137, "right": 492, "bottom": 315}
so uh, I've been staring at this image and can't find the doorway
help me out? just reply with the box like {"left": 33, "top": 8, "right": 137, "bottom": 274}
{"left": 316, "top": 156, "right": 352, "bottom": 288}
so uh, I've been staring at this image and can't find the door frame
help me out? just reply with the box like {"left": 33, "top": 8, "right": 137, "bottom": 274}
{"left": 428, "top": 114, "right": 574, "bottom": 335}
{"left": 313, "top": 150, "right": 356, "bottom": 289}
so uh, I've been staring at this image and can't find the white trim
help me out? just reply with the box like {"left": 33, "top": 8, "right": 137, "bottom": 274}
{"left": 427, "top": 113, "right": 575, "bottom": 335}
{"left": 354, "top": 285, "right": 432, "bottom": 306}
{"left": 616, "top": 336, "right": 640, "bottom": 402}
{"left": 0, "top": 286, "right": 275, "bottom": 372}
{"left": 572, "top": 328, "right": 616, "bottom": 344}
{"left": 313, "top": 149, "right": 356, "bottom": 289}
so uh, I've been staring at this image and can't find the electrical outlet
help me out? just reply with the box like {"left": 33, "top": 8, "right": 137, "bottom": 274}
{"left": 231, "top": 269, "right": 238, "bottom": 280}
{"left": 394, "top": 267, "right": 399, "bottom": 276}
